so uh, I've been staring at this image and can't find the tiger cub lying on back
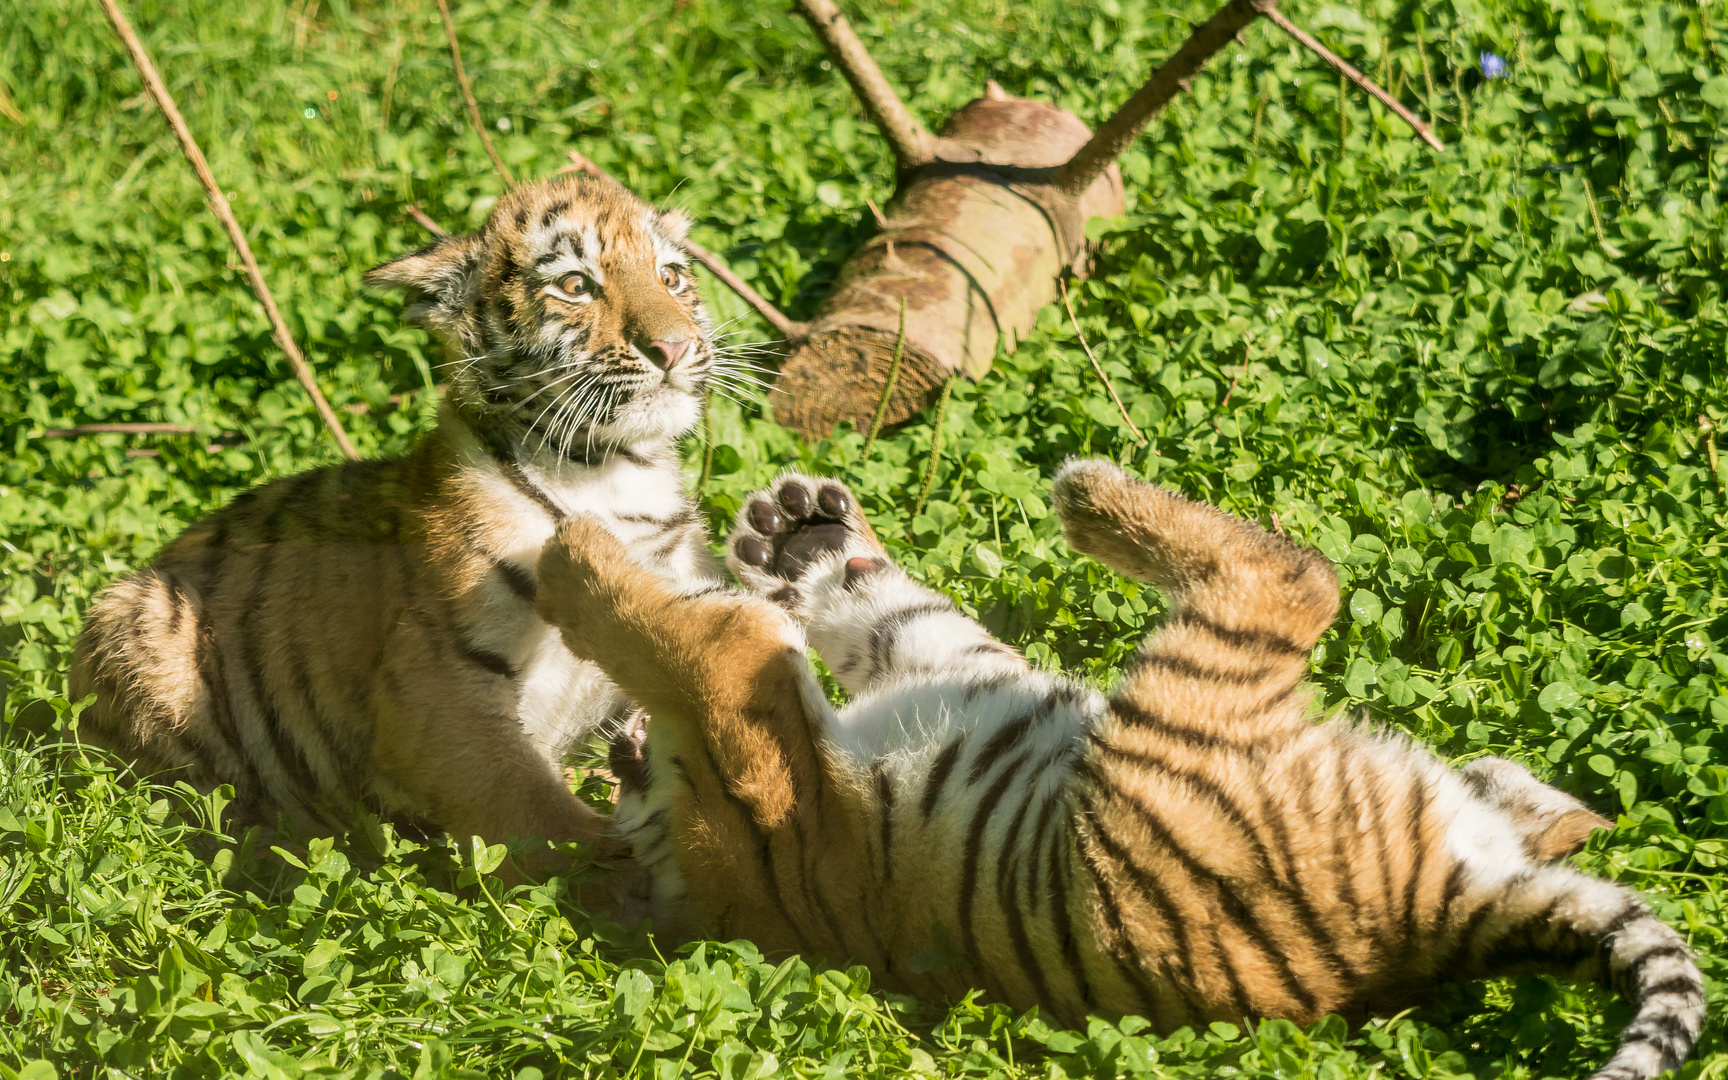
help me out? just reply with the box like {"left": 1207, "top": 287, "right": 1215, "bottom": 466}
{"left": 71, "top": 175, "right": 726, "bottom": 857}
{"left": 537, "top": 461, "right": 1703, "bottom": 1080}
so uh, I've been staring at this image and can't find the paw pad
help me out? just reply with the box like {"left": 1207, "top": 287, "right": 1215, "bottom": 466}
{"left": 729, "top": 475, "right": 873, "bottom": 584}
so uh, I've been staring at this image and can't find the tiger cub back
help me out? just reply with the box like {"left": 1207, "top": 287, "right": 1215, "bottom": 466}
{"left": 71, "top": 174, "right": 729, "bottom": 861}
{"left": 532, "top": 461, "right": 1703, "bottom": 1080}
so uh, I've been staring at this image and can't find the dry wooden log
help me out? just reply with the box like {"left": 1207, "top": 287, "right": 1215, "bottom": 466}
{"left": 772, "top": 0, "right": 1436, "bottom": 438}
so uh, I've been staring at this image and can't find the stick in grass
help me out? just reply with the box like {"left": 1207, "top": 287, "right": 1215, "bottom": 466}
{"left": 97, "top": 0, "right": 358, "bottom": 460}
{"left": 42, "top": 423, "right": 197, "bottom": 438}
{"left": 435, "top": 0, "right": 516, "bottom": 188}
{"left": 1060, "top": 279, "right": 1146, "bottom": 446}
{"left": 1258, "top": 5, "right": 1445, "bottom": 154}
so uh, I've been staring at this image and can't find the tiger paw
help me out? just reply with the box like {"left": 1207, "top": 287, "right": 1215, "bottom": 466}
{"left": 727, "top": 473, "right": 887, "bottom": 601}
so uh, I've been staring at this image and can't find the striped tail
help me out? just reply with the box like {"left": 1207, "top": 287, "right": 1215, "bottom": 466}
{"left": 1459, "top": 867, "right": 1705, "bottom": 1080}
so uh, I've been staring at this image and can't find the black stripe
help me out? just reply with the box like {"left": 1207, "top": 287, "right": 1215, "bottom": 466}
{"left": 495, "top": 561, "right": 537, "bottom": 603}
{"left": 1620, "top": 944, "right": 1694, "bottom": 971}
{"left": 540, "top": 200, "right": 571, "bottom": 228}
{"left": 967, "top": 706, "right": 1044, "bottom": 784}
{"left": 455, "top": 637, "right": 518, "bottom": 678}
{"left": 1638, "top": 975, "right": 1701, "bottom": 998}
{"left": 1168, "top": 611, "right": 1305, "bottom": 656}
{"left": 996, "top": 776, "right": 1055, "bottom": 1009}
{"left": 1436, "top": 862, "right": 1468, "bottom": 931}
{"left": 920, "top": 737, "right": 963, "bottom": 819}
{"left": 1138, "top": 650, "right": 1274, "bottom": 686}
{"left": 1045, "top": 820, "right": 1097, "bottom": 1014}
{"left": 1330, "top": 748, "right": 1361, "bottom": 915}
{"left": 1108, "top": 697, "right": 1302, "bottom": 753}
{"left": 866, "top": 601, "right": 956, "bottom": 678}
{"left": 1401, "top": 777, "right": 1430, "bottom": 946}
{"left": 872, "top": 762, "right": 894, "bottom": 883}
{"left": 1074, "top": 802, "right": 1178, "bottom": 1020}
{"left": 957, "top": 750, "right": 1035, "bottom": 973}
{"left": 193, "top": 610, "right": 262, "bottom": 793}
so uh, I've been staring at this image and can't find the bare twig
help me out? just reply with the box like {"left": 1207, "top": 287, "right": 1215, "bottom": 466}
{"left": 791, "top": 0, "right": 937, "bottom": 170}
{"left": 98, "top": 0, "right": 358, "bottom": 459}
{"left": 434, "top": 0, "right": 516, "bottom": 188}
{"left": 862, "top": 299, "right": 906, "bottom": 455}
{"left": 405, "top": 204, "right": 448, "bottom": 236}
{"left": 1060, "top": 279, "right": 1146, "bottom": 446}
{"left": 1259, "top": 5, "right": 1446, "bottom": 153}
{"left": 563, "top": 151, "right": 806, "bottom": 339}
{"left": 42, "top": 423, "right": 197, "bottom": 438}
{"left": 1059, "top": 0, "right": 1273, "bottom": 194}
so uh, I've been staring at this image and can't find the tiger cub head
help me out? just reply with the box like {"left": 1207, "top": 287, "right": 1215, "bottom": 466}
{"left": 366, "top": 175, "right": 714, "bottom": 452}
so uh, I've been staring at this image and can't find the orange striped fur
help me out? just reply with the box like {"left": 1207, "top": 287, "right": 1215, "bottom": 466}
{"left": 70, "top": 175, "right": 731, "bottom": 864}
{"left": 538, "top": 460, "right": 1703, "bottom": 1080}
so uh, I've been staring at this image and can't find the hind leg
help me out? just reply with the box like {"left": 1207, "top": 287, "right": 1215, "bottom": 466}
{"left": 1460, "top": 756, "right": 1612, "bottom": 861}
{"left": 726, "top": 472, "right": 1027, "bottom": 695}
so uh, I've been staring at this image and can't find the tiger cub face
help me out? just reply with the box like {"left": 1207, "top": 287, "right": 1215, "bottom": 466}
{"left": 366, "top": 175, "right": 714, "bottom": 452}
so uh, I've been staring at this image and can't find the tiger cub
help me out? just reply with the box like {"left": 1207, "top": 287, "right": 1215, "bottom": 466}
{"left": 70, "top": 174, "right": 728, "bottom": 857}
{"left": 535, "top": 461, "right": 1703, "bottom": 1080}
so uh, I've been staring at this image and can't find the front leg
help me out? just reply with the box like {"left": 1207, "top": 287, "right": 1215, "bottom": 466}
{"left": 727, "top": 473, "right": 1027, "bottom": 695}
{"left": 535, "top": 517, "right": 875, "bottom": 957}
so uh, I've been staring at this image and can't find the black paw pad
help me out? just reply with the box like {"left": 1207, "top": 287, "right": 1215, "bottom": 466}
{"left": 778, "top": 483, "right": 812, "bottom": 519}
{"left": 817, "top": 484, "right": 851, "bottom": 518}
{"left": 747, "top": 499, "right": 784, "bottom": 535}
{"left": 736, "top": 536, "right": 772, "bottom": 568}
{"left": 778, "top": 523, "right": 852, "bottom": 579}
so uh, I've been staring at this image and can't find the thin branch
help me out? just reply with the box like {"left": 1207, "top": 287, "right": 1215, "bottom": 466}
{"left": 42, "top": 423, "right": 197, "bottom": 438}
{"left": 405, "top": 204, "right": 448, "bottom": 236}
{"left": 1259, "top": 5, "right": 1445, "bottom": 153}
{"left": 791, "top": 0, "right": 937, "bottom": 171}
{"left": 563, "top": 151, "right": 806, "bottom": 339}
{"left": 1060, "top": 279, "right": 1146, "bottom": 446}
{"left": 1059, "top": 0, "right": 1272, "bottom": 195}
{"left": 97, "top": 0, "right": 358, "bottom": 460}
{"left": 434, "top": 0, "right": 516, "bottom": 188}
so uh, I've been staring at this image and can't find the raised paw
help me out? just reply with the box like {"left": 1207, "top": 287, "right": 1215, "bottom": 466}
{"left": 727, "top": 473, "right": 885, "bottom": 598}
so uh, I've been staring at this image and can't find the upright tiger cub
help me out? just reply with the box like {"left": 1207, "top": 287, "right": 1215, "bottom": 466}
{"left": 536, "top": 461, "right": 1703, "bottom": 1080}
{"left": 71, "top": 174, "right": 728, "bottom": 855}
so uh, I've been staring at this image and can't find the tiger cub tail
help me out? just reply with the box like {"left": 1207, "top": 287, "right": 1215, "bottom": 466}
{"left": 1051, "top": 457, "right": 1337, "bottom": 739}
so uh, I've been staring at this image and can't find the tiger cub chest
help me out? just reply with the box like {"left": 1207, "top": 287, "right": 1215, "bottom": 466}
{"left": 447, "top": 449, "right": 714, "bottom": 760}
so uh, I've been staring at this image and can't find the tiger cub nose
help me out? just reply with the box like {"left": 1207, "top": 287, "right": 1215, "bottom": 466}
{"left": 647, "top": 338, "right": 690, "bottom": 371}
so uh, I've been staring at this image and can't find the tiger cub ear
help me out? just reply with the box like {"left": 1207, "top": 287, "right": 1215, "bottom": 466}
{"left": 656, "top": 207, "right": 692, "bottom": 245}
{"left": 364, "top": 233, "right": 485, "bottom": 345}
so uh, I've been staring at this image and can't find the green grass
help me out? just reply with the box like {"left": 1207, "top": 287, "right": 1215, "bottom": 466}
{"left": 3, "top": 0, "right": 1727, "bottom": 1075}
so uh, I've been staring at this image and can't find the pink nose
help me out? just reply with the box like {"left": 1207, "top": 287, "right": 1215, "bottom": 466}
{"left": 649, "top": 339, "right": 690, "bottom": 371}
